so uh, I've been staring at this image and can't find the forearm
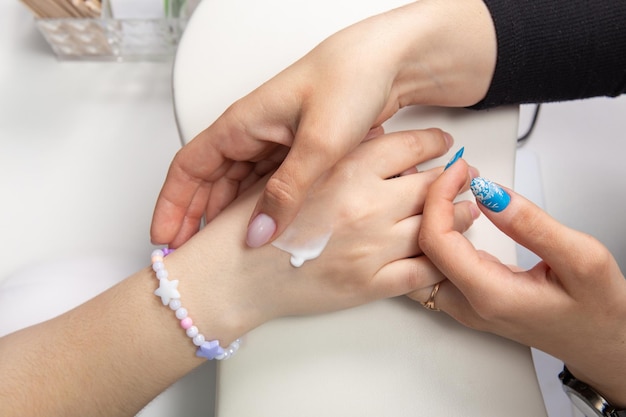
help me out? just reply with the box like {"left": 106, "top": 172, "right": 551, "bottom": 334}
{"left": 389, "top": 0, "right": 497, "bottom": 108}
{"left": 0, "top": 190, "right": 268, "bottom": 416}
{"left": 0, "top": 268, "right": 204, "bottom": 417}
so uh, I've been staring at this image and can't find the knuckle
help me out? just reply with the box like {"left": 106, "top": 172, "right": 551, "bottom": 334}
{"left": 330, "top": 157, "right": 356, "bottom": 178}
{"left": 264, "top": 175, "right": 298, "bottom": 207}
{"left": 423, "top": 127, "right": 448, "bottom": 146}
{"left": 402, "top": 128, "right": 449, "bottom": 159}
{"left": 509, "top": 207, "right": 544, "bottom": 238}
{"left": 453, "top": 201, "right": 476, "bottom": 233}
{"left": 417, "top": 229, "right": 436, "bottom": 256}
{"left": 468, "top": 287, "right": 512, "bottom": 324}
{"left": 570, "top": 234, "right": 613, "bottom": 277}
{"left": 298, "top": 131, "right": 336, "bottom": 156}
{"left": 472, "top": 294, "right": 521, "bottom": 328}
{"left": 335, "top": 193, "right": 370, "bottom": 225}
{"left": 474, "top": 303, "right": 505, "bottom": 324}
{"left": 400, "top": 131, "right": 427, "bottom": 156}
{"left": 454, "top": 314, "right": 487, "bottom": 332}
{"left": 423, "top": 127, "right": 446, "bottom": 141}
{"left": 403, "top": 263, "right": 424, "bottom": 292}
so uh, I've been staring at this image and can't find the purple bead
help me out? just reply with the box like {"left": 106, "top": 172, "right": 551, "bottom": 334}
{"left": 196, "top": 340, "right": 224, "bottom": 360}
{"left": 163, "top": 248, "right": 175, "bottom": 257}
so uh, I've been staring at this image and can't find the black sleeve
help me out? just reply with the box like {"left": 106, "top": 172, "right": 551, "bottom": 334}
{"left": 471, "top": 0, "right": 626, "bottom": 109}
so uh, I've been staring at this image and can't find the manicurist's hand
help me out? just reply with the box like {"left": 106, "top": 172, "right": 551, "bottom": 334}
{"left": 414, "top": 159, "right": 626, "bottom": 407}
{"left": 150, "top": 0, "right": 496, "bottom": 249}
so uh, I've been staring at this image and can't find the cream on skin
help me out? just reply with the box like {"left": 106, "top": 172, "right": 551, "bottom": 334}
{"left": 272, "top": 228, "right": 332, "bottom": 267}
{"left": 270, "top": 189, "right": 334, "bottom": 267}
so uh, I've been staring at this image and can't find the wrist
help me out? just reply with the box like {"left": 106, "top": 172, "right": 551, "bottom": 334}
{"left": 561, "top": 365, "right": 626, "bottom": 415}
{"left": 160, "top": 185, "right": 286, "bottom": 348}
{"left": 566, "top": 364, "right": 626, "bottom": 409}
{"left": 162, "top": 244, "right": 253, "bottom": 349}
{"left": 391, "top": 0, "right": 497, "bottom": 108}
{"left": 563, "top": 297, "right": 626, "bottom": 408}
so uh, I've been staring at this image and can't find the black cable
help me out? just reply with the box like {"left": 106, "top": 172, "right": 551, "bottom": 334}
{"left": 517, "top": 104, "right": 542, "bottom": 144}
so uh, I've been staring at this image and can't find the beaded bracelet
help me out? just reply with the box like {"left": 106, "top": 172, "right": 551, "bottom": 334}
{"left": 150, "top": 248, "right": 241, "bottom": 360}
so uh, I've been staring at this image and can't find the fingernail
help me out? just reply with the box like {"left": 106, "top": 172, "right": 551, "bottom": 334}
{"left": 444, "top": 147, "right": 464, "bottom": 170}
{"left": 246, "top": 213, "right": 276, "bottom": 247}
{"left": 470, "top": 177, "right": 511, "bottom": 212}
{"left": 442, "top": 132, "right": 454, "bottom": 149}
{"left": 469, "top": 203, "right": 481, "bottom": 220}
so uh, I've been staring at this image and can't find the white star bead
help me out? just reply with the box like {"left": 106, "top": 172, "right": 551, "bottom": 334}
{"left": 154, "top": 278, "right": 180, "bottom": 305}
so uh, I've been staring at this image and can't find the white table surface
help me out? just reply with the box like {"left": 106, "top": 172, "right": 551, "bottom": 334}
{"left": 0, "top": 3, "right": 181, "bottom": 282}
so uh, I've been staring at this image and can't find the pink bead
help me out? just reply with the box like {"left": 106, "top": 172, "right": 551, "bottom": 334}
{"left": 180, "top": 317, "right": 193, "bottom": 329}
{"left": 151, "top": 255, "right": 164, "bottom": 264}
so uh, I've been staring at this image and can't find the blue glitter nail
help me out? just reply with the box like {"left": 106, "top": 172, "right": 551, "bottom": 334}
{"left": 444, "top": 147, "right": 465, "bottom": 170}
{"left": 470, "top": 177, "right": 511, "bottom": 212}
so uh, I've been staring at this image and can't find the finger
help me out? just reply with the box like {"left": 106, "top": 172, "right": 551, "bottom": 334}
{"left": 470, "top": 176, "right": 617, "bottom": 290}
{"left": 354, "top": 128, "right": 453, "bottom": 179}
{"left": 452, "top": 200, "right": 481, "bottom": 233}
{"left": 388, "top": 166, "right": 474, "bottom": 220}
{"left": 152, "top": 95, "right": 295, "bottom": 246}
{"left": 247, "top": 111, "right": 377, "bottom": 247}
{"left": 418, "top": 159, "right": 513, "bottom": 300}
{"left": 386, "top": 201, "right": 479, "bottom": 262}
{"left": 371, "top": 256, "right": 446, "bottom": 299}
{"left": 407, "top": 280, "right": 486, "bottom": 331}
{"left": 151, "top": 176, "right": 213, "bottom": 247}
{"left": 399, "top": 166, "right": 419, "bottom": 176}
{"left": 150, "top": 126, "right": 241, "bottom": 245}
{"left": 238, "top": 147, "right": 289, "bottom": 195}
{"left": 407, "top": 252, "right": 498, "bottom": 316}
{"left": 204, "top": 161, "right": 255, "bottom": 222}
{"left": 363, "top": 125, "right": 385, "bottom": 141}
{"left": 150, "top": 168, "right": 208, "bottom": 245}
{"left": 166, "top": 183, "right": 213, "bottom": 248}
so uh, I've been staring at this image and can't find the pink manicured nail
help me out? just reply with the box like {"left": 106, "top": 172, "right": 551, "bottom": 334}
{"left": 246, "top": 213, "right": 276, "bottom": 248}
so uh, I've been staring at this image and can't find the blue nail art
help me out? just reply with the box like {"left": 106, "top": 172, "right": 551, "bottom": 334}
{"left": 470, "top": 177, "right": 511, "bottom": 212}
{"left": 444, "top": 147, "right": 464, "bottom": 170}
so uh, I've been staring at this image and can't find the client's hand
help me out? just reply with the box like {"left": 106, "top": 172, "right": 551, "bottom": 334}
{"left": 0, "top": 129, "right": 478, "bottom": 417}
{"left": 169, "top": 129, "right": 477, "bottom": 344}
{"left": 415, "top": 158, "right": 626, "bottom": 407}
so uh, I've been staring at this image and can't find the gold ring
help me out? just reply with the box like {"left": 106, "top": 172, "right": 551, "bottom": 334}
{"left": 421, "top": 282, "right": 441, "bottom": 312}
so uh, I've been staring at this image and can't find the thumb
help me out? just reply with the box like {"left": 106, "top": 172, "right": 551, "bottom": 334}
{"left": 245, "top": 116, "right": 370, "bottom": 248}
{"left": 470, "top": 177, "right": 595, "bottom": 283}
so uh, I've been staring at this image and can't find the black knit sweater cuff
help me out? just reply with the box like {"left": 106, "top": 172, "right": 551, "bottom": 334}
{"left": 471, "top": 0, "right": 626, "bottom": 109}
